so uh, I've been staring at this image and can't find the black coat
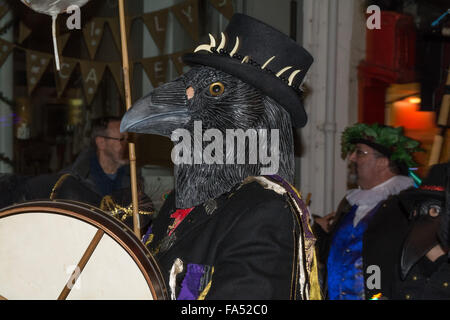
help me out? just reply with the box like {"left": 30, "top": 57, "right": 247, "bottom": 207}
{"left": 145, "top": 179, "right": 312, "bottom": 300}
{"left": 392, "top": 254, "right": 450, "bottom": 300}
{"left": 314, "top": 193, "right": 411, "bottom": 299}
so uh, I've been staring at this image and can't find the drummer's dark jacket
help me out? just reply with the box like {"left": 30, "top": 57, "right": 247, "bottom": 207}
{"left": 58, "top": 148, "right": 154, "bottom": 231}
{"left": 314, "top": 193, "right": 411, "bottom": 300}
{"left": 144, "top": 179, "right": 313, "bottom": 300}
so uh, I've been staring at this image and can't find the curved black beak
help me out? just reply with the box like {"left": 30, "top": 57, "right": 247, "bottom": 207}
{"left": 120, "top": 79, "right": 190, "bottom": 138}
{"left": 400, "top": 215, "right": 441, "bottom": 280}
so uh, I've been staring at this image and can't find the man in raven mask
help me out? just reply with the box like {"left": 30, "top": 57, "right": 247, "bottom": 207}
{"left": 394, "top": 161, "right": 450, "bottom": 300}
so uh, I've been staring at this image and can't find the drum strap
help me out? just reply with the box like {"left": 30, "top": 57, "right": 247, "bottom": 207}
{"left": 49, "top": 173, "right": 71, "bottom": 200}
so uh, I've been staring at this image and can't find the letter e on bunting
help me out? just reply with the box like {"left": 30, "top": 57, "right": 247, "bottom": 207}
{"left": 141, "top": 56, "right": 169, "bottom": 88}
{"left": 171, "top": 0, "right": 199, "bottom": 42}
{"left": 209, "top": 0, "right": 234, "bottom": 20}
{"left": 83, "top": 18, "right": 106, "bottom": 59}
{"left": 26, "top": 50, "right": 52, "bottom": 95}
{"left": 142, "top": 8, "right": 169, "bottom": 53}
{"left": 80, "top": 61, "right": 106, "bottom": 105}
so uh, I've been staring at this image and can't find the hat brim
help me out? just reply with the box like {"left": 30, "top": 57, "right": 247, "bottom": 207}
{"left": 183, "top": 52, "right": 307, "bottom": 128}
{"left": 349, "top": 138, "right": 392, "bottom": 157}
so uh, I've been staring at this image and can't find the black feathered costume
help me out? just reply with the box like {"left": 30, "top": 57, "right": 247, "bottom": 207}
{"left": 120, "top": 14, "right": 321, "bottom": 300}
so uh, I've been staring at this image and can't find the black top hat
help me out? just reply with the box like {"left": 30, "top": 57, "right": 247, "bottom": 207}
{"left": 412, "top": 162, "right": 449, "bottom": 200}
{"left": 182, "top": 13, "right": 314, "bottom": 128}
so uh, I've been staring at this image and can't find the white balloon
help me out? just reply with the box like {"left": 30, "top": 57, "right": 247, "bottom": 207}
{"left": 20, "top": 0, "right": 91, "bottom": 71}
{"left": 20, "top": 0, "right": 90, "bottom": 16}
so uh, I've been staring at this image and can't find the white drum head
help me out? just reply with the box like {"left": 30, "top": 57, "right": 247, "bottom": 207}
{"left": 0, "top": 200, "right": 167, "bottom": 300}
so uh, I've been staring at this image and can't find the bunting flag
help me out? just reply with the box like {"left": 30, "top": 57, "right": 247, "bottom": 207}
{"left": 55, "top": 57, "right": 78, "bottom": 97}
{"left": 170, "top": 50, "right": 190, "bottom": 76}
{"left": 82, "top": 18, "right": 106, "bottom": 59}
{"left": 0, "top": 3, "right": 9, "bottom": 21}
{"left": 108, "top": 62, "right": 125, "bottom": 101}
{"left": 0, "top": 38, "right": 14, "bottom": 68}
{"left": 141, "top": 56, "right": 169, "bottom": 88}
{"left": 57, "top": 33, "right": 71, "bottom": 56}
{"left": 105, "top": 16, "right": 134, "bottom": 54}
{"left": 209, "top": 0, "right": 234, "bottom": 20}
{"left": 0, "top": 0, "right": 216, "bottom": 98}
{"left": 105, "top": 17, "right": 121, "bottom": 54}
{"left": 142, "top": 8, "right": 169, "bottom": 53}
{"left": 18, "top": 21, "right": 32, "bottom": 44}
{"left": 171, "top": 0, "right": 199, "bottom": 42}
{"left": 79, "top": 61, "right": 106, "bottom": 105}
{"left": 26, "top": 50, "right": 52, "bottom": 95}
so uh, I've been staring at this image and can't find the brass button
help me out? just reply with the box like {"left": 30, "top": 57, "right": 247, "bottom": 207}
{"left": 345, "top": 248, "right": 350, "bottom": 253}
{"left": 444, "top": 282, "right": 448, "bottom": 288}
{"left": 405, "top": 294, "right": 411, "bottom": 300}
{"left": 412, "top": 276, "right": 418, "bottom": 281}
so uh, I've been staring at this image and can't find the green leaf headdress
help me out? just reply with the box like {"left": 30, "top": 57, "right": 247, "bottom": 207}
{"left": 341, "top": 123, "right": 423, "bottom": 168}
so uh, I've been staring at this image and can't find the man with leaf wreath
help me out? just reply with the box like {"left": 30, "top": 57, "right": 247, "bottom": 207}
{"left": 313, "top": 123, "right": 423, "bottom": 300}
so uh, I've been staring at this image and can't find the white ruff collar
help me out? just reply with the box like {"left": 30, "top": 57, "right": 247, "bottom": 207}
{"left": 345, "top": 175, "right": 414, "bottom": 226}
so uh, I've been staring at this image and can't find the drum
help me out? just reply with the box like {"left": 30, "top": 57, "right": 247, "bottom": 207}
{"left": 0, "top": 200, "right": 168, "bottom": 300}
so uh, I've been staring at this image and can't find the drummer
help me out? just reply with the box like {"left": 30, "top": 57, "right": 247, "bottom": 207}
{"left": 60, "top": 116, "right": 154, "bottom": 230}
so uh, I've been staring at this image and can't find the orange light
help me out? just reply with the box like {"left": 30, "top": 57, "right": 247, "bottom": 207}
{"left": 370, "top": 293, "right": 382, "bottom": 300}
{"left": 393, "top": 99, "right": 435, "bottom": 130}
{"left": 408, "top": 97, "right": 421, "bottom": 104}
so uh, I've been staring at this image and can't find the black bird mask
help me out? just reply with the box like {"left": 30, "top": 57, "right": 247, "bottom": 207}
{"left": 121, "top": 66, "right": 294, "bottom": 209}
{"left": 121, "top": 14, "right": 313, "bottom": 209}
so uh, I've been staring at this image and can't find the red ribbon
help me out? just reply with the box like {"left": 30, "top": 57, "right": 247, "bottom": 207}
{"left": 168, "top": 207, "right": 194, "bottom": 235}
{"left": 420, "top": 185, "right": 444, "bottom": 192}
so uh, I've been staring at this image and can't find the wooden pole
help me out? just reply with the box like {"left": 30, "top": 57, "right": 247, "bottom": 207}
{"left": 118, "top": 0, "right": 140, "bottom": 238}
{"left": 428, "top": 70, "right": 450, "bottom": 166}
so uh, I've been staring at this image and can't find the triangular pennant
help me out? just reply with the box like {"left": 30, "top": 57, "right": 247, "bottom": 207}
{"left": 142, "top": 8, "right": 169, "bottom": 53}
{"left": 208, "top": 0, "right": 234, "bottom": 20}
{"left": 105, "top": 17, "right": 134, "bottom": 55}
{"left": 55, "top": 57, "right": 78, "bottom": 97}
{"left": 105, "top": 18, "right": 121, "bottom": 54}
{"left": 18, "top": 21, "right": 32, "bottom": 44}
{"left": 82, "top": 18, "right": 106, "bottom": 59}
{"left": 108, "top": 62, "right": 125, "bottom": 101}
{"left": 170, "top": 50, "right": 191, "bottom": 75}
{"left": 141, "top": 56, "right": 169, "bottom": 88}
{"left": 26, "top": 50, "right": 52, "bottom": 95}
{"left": 0, "top": 38, "right": 14, "bottom": 68}
{"left": 171, "top": 0, "right": 199, "bottom": 42}
{"left": 79, "top": 61, "right": 106, "bottom": 105}
{"left": 0, "top": 4, "right": 9, "bottom": 21}
{"left": 57, "top": 33, "right": 71, "bottom": 56}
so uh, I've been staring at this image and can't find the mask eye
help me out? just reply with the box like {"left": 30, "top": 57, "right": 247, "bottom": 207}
{"left": 209, "top": 82, "right": 225, "bottom": 96}
{"left": 428, "top": 205, "right": 441, "bottom": 218}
